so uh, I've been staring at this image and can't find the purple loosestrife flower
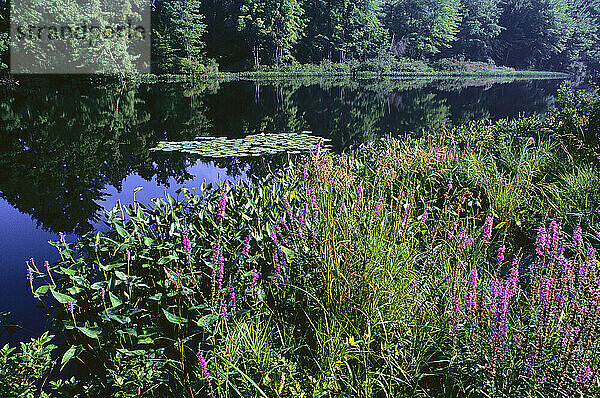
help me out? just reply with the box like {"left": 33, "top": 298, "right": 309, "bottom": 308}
{"left": 375, "top": 197, "right": 383, "bottom": 220}
{"left": 197, "top": 352, "right": 211, "bottom": 381}
{"left": 536, "top": 225, "right": 548, "bottom": 257}
{"left": 272, "top": 252, "right": 281, "bottom": 286}
{"left": 211, "top": 242, "right": 219, "bottom": 265}
{"left": 68, "top": 301, "right": 75, "bottom": 316}
{"left": 307, "top": 187, "right": 317, "bottom": 209}
{"left": 282, "top": 194, "right": 292, "bottom": 215}
{"left": 216, "top": 255, "right": 224, "bottom": 289}
{"left": 458, "top": 233, "right": 473, "bottom": 251}
{"left": 182, "top": 229, "right": 192, "bottom": 263}
{"left": 221, "top": 301, "right": 228, "bottom": 323}
{"left": 448, "top": 222, "right": 458, "bottom": 240}
{"left": 497, "top": 245, "right": 506, "bottom": 264}
{"left": 270, "top": 231, "right": 279, "bottom": 246}
{"left": 573, "top": 224, "right": 583, "bottom": 251}
{"left": 242, "top": 234, "right": 252, "bottom": 259}
{"left": 356, "top": 184, "right": 363, "bottom": 204}
{"left": 560, "top": 254, "right": 575, "bottom": 294}
{"left": 483, "top": 215, "right": 493, "bottom": 243}
{"left": 451, "top": 296, "right": 460, "bottom": 335}
{"left": 303, "top": 164, "right": 308, "bottom": 180}
{"left": 218, "top": 189, "right": 227, "bottom": 222}
{"left": 251, "top": 268, "right": 261, "bottom": 286}
{"left": 574, "top": 366, "right": 593, "bottom": 385}
{"left": 401, "top": 204, "right": 410, "bottom": 227}
{"left": 539, "top": 277, "right": 552, "bottom": 307}
{"left": 549, "top": 219, "right": 560, "bottom": 251}
{"left": 229, "top": 285, "right": 236, "bottom": 312}
{"left": 466, "top": 269, "right": 478, "bottom": 313}
{"left": 447, "top": 176, "right": 453, "bottom": 191}
{"left": 100, "top": 287, "right": 106, "bottom": 300}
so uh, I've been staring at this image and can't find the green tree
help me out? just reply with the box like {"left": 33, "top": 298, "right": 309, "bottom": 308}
{"left": 238, "top": 0, "right": 305, "bottom": 67}
{"left": 384, "top": 0, "right": 462, "bottom": 58}
{"left": 153, "top": 0, "right": 209, "bottom": 74}
{"left": 451, "top": 0, "right": 503, "bottom": 61}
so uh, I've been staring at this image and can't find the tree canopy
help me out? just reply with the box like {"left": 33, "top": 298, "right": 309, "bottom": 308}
{"left": 1, "top": 0, "right": 599, "bottom": 73}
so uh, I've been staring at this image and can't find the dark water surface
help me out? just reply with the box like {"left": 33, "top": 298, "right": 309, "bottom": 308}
{"left": 0, "top": 76, "right": 564, "bottom": 343}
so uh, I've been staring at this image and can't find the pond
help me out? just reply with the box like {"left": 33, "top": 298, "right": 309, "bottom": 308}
{"left": 0, "top": 76, "right": 564, "bottom": 344}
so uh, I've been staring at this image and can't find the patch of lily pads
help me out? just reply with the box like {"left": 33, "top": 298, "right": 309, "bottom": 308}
{"left": 151, "top": 132, "right": 329, "bottom": 158}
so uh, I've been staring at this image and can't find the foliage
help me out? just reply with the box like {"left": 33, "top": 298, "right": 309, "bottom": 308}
{"left": 0, "top": 332, "right": 80, "bottom": 397}
{"left": 4, "top": 84, "right": 600, "bottom": 396}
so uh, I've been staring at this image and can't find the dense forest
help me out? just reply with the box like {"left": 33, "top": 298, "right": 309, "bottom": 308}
{"left": 1, "top": 0, "right": 600, "bottom": 74}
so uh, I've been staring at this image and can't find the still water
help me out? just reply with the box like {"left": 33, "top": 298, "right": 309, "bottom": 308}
{"left": 0, "top": 76, "right": 564, "bottom": 343}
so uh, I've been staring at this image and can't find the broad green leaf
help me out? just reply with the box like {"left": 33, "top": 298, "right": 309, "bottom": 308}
{"left": 162, "top": 308, "right": 187, "bottom": 325}
{"left": 78, "top": 326, "right": 101, "bottom": 338}
{"left": 50, "top": 288, "right": 75, "bottom": 304}
{"left": 60, "top": 345, "right": 77, "bottom": 370}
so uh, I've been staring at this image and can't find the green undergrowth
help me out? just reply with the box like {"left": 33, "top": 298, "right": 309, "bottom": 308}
{"left": 2, "top": 83, "right": 600, "bottom": 397}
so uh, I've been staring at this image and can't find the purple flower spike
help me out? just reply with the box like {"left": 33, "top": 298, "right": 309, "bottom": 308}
{"left": 282, "top": 194, "right": 292, "bottom": 215}
{"left": 451, "top": 296, "right": 460, "bottom": 335}
{"left": 536, "top": 225, "right": 548, "bottom": 256}
{"left": 229, "top": 285, "right": 236, "bottom": 312}
{"left": 574, "top": 365, "right": 593, "bottom": 385}
{"left": 216, "top": 255, "right": 224, "bottom": 289}
{"left": 375, "top": 197, "right": 383, "bottom": 220}
{"left": 356, "top": 184, "right": 363, "bottom": 204}
{"left": 221, "top": 301, "right": 228, "bottom": 323}
{"left": 421, "top": 203, "right": 429, "bottom": 224}
{"left": 307, "top": 187, "right": 317, "bottom": 209}
{"left": 182, "top": 229, "right": 192, "bottom": 263}
{"left": 573, "top": 224, "right": 583, "bottom": 251}
{"left": 251, "top": 268, "right": 261, "bottom": 286}
{"left": 497, "top": 245, "right": 506, "bottom": 264}
{"left": 197, "top": 352, "right": 210, "bottom": 380}
{"left": 483, "top": 215, "right": 493, "bottom": 243}
{"left": 218, "top": 189, "right": 227, "bottom": 221}
{"left": 68, "top": 301, "right": 75, "bottom": 316}
{"left": 242, "top": 234, "right": 252, "bottom": 259}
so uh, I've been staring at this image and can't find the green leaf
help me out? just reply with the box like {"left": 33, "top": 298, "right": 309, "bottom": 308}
{"left": 109, "top": 292, "right": 122, "bottom": 307}
{"left": 78, "top": 326, "right": 101, "bottom": 338}
{"left": 115, "top": 224, "right": 129, "bottom": 238}
{"left": 50, "top": 288, "right": 75, "bottom": 304}
{"left": 114, "top": 271, "right": 128, "bottom": 280}
{"left": 162, "top": 308, "right": 187, "bottom": 325}
{"left": 61, "top": 345, "right": 77, "bottom": 370}
{"left": 158, "top": 255, "right": 178, "bottom": 265}
{"left": 35, "top": 285, "right": 50, "bottom": 295}
{"left": 196, "top": 313, "right": 219, "bottom": 329}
